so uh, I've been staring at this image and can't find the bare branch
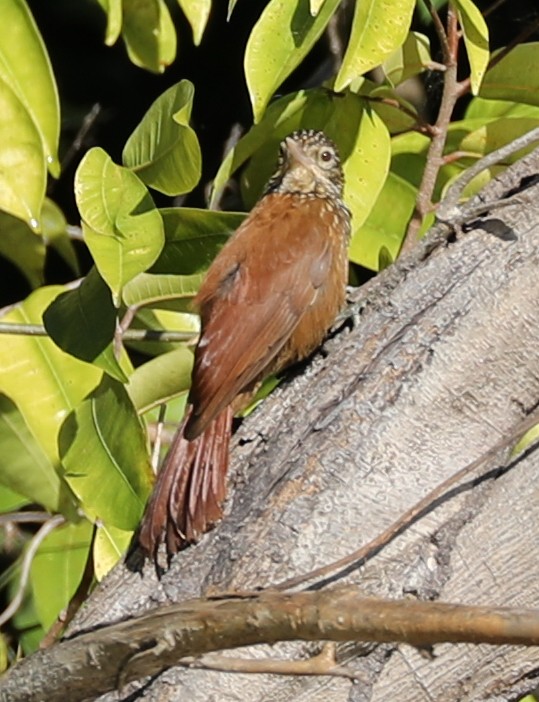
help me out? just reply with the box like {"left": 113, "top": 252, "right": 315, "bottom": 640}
{"left": 4, "top": 587, "right": 539, "bottom": 702}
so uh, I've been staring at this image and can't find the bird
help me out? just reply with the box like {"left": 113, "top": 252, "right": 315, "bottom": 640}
{"left": 137, "top": 128, "right": 351, "bottom": 565}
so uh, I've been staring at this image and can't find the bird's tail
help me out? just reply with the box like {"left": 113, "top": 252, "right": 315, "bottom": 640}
{"left": 137, "top": 405, "right": 233, "bottom": 564}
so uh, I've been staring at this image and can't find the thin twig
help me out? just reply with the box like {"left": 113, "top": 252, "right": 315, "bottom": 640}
{"left": 0, "top": 514, "right": 65, "bottom": 627}
{"left": 0, "top": 321, "right": 195, "bottom": 343}
{"left": 270, "top": 407, "right": 539, "bottom": 592}
{"left": 436, "top": 126, "right": 539, "bottom": 224}
{"left": 400, "top": 3, "right": 460, "bottom": 254}
{"left": 364, "top": 95, "right": 436, "bottom": 137}
{"left": 181, "top": 643, "right": 360, "bottom": 680}
{"left": 60, "top": 103, "right": 102, "bottom": 175}
{"left": 425, "top": 0, "right": 451, "bottom": 64}
{"left": 483, "top": 0, "right": 509, "bottom": 18}
{"left": 0, "top": 512, "right": 51, "bottom": 525}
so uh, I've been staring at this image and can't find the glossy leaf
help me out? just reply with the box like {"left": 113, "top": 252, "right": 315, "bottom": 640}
{"left": 122, "top": 0, "right": 176, "bottom": 73}
{"left": 0, "top": 395, "right": 74, "bottom": 515}
{"left": 0, "top": 0, "right": 60, "bottom": 176}
{"left": 123, "top": 81, "right": 202, "bottom": 196}
{"left": 127, "top": 346, "right": 194, "bottom": 413}
{"left": 0, "top": 287, "right": 102, "bottom": 466}
{"left": 310, "top": 0, "right": 326, "bottom": 15}
{"left": 455, "top": 0, "right": 489, "bottom": 95}
{"left": 466, "top": 97, "right": 539, "bottom": 121}
{"left": 391, "top": 131, "right": 430, "bottom": 188}
{"left": 382, "top": 32, "right": 431, "bottom": 86}
{"left": 0, "top": 75, "right": 45, "bottom": 227}
{"left": 349, "top": 171, "right": 416, "bottom": 270}
{"left": 335, "top": 0, "right": 415, "bottom": 91}
{"left": 480, "top": 43, "right": 539, "bottom": 106}
{"left": 75, "top": 147, "right": 164, "bottom": 305}
{"left": 60, "top": 376, "right": 153, "bottom": 530}
{"left": 123, "top": 272, "right": 204, "bottom": 312}
{"left": 178, "top": 0, "right": 211, "bottom": 45}
{"left": 30, "top": 520, "right": 93, "bottom": 630}
{"left": 245, "top": 0, "right": 340, "bottom": 122}
{"left": 458, "top": 117, "right": 539, "bottom": 161}
{"left": 94, "top": 523, "right": 132, "bottom": 580}
{"left": 95, "top": 0, "right": 123, "bottom": 45}
{"left": 43, "top": 267, "right": 129, "bottom": 383}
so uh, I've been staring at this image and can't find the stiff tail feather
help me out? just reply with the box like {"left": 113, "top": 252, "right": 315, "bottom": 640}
{"left": 137, "top": 405, "right": 233, "bottom": 564}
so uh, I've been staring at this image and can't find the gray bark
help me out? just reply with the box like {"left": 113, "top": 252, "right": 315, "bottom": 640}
{"left": 4, "top": 149, "right": 539, "bottom": 702}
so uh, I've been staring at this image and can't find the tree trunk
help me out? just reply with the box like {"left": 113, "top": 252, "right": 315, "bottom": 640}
{"left": 4, "top": 149, "right": 539, "bottom": 702}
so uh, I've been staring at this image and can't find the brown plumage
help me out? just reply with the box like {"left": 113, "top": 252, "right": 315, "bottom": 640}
{"left": 137, "top": 129, "right": 351, "bottom": 564}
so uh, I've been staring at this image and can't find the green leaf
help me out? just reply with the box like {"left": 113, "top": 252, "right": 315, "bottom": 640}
{"left": 94, "top": 523, "right": 132, "bottom": 580}
{"left": 0, "top": 75, "right": 45, "bottom": 227}
{"left": 177, "top": 0, "right": 211, "bottom": 45}
{"left": 75, "top": 147, "right": 165, "bottom": 305}
{"left": 42, "top": 198, "right": 80, "bottom": 276}
{"left": 0, "top": 210, "right": 45, "bottom": 287}
{"left": 382, "top": 32, "right": 431, "bottom": 86}
{"left": 30, "top": 520, "right": 93, "bottom": 630}
{"left": 480, "top": 43, "right": 539, "bottom": 106}
{"left": 0, "top": 0, "right": 60, "bottom": 176}
{"left": 153, "top": 207, "right": 244, "bottom": 273}
{"left": 349, "top": 171, "right": 416, "bottom": 270}
{"left": 123, "top": 81, "right": 202, "bottom": 196}
{"left": 123, "top": 272, "right": 203, "bottom": 312}
{"left": 10, "top": 588, "right": 44, "bottom": 655}
{"left": 466, "top": 97, "right": 539, "bottom": 121}
{"left": 454, "top": 0, "right": 489, "bottom": 95}
{"left": 127, "top": 346, "right": 194, "bottom": 413}
{"left": 245, "top": 0, "right": 340, "bottom": 122}
{"left": 95, "top": 0, "right": 123, "bottom": 45}
{"left": 0, "top": 287, "right": 102, "bottom": 466}
{"left": 0, "top": 484, "right": 29, "bottom": 512}
{"left": 457, "top": 117, "right": 539, "bottom": 161}
{"left": 363, "top": 85, "right": 418, "bottom": 133}
{"left": 0, "top": 199, "right": 77, "bottom": 287}
{"left": 335, "top": 0, "right": 416, "bottom": 92}
{"left": 122, "top": 0, "right": 176, "bottom": 73}
{"left": 43, "top": 267, "right": 130, "bottom": 383}
{"left": 391, "top": 131, "right": 430, "bottom": 188}
{"left": 59, "top": 376, "right": 153, "bottom": 530}
{"left": 0, "top": 395, "right": 75, "bottom": 515}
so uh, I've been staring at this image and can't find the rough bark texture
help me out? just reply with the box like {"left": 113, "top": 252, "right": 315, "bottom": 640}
{"left": 5, "top": 150, "right": 539, "bottom": 701}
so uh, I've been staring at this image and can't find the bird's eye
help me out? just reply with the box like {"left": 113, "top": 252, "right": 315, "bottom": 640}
{"left": 319, "top": 149, "right": 334, "bottom": 164}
